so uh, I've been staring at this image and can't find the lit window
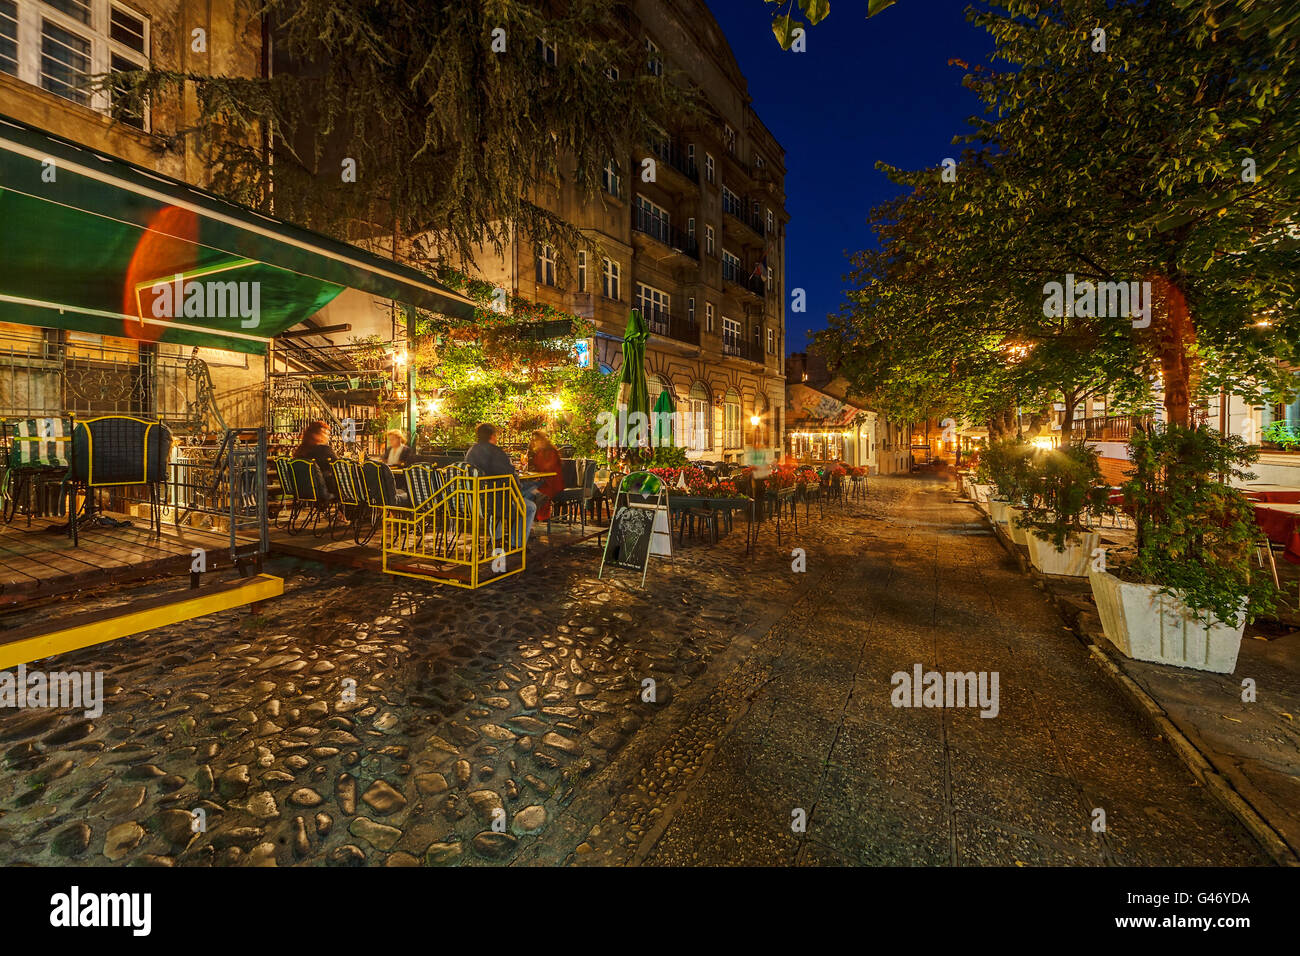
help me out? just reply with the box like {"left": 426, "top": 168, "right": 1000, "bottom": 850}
{"left": 767, "top": 328, "right": 775, "bottom": 354}
{"left": 688, "top": 296, "right": 695, "bottom": 326}
{"left": 535, "top": 244, "right": 556, "bottom": 286}
{"left": 705, "top": 302, "right": 715, "bottom": 332}
{"left": 602, "top": 158, "right": 621, "bottom": 197}
{"left": 602, "top": 258, "right": 620, "bottom": 300}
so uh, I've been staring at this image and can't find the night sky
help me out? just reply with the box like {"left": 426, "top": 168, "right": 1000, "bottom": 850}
{"left": 705, "top": 0, "right": 995, "bottom": 351}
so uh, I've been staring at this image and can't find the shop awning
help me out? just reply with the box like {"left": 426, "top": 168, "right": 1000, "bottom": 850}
{"left": 0, "top": 114, "right": 476, "bottom": 354}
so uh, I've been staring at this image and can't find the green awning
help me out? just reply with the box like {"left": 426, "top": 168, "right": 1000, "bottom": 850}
{"left": 0, "top": 114, "right": 476, "bottom": 354}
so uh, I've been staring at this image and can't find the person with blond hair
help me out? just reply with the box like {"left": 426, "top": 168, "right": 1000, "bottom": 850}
{"left": 383, "top": 428, "right": 415, "bottom": 468}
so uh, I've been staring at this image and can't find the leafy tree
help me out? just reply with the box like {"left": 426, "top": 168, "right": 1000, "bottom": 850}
{"left": 118, "top": 0, "right": 692, "bottom": 267}
{"left": 769, "top": 0, "right": 898, "bottom": 49}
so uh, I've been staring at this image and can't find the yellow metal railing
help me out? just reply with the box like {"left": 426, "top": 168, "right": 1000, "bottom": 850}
{"left": 381, "top": 472, "right": 527, "bottom": 588}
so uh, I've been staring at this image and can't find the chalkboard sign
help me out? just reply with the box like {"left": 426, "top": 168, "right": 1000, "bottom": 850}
{"left": 605, "top": 504, "right": 656, "bottom": 573}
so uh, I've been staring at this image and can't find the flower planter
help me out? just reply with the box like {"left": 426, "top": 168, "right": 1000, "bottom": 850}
{"left": 1006, "top": 506, "right": 1031, "bottom": 546}
{"left": 1026, "top": 529, "right": 1098, "bottom": 577}
{"left": 988, "top": 498, "right": 1009, "bottom": 524}
{"left": 1087, "top": 569, "right": 1245, "bottom": 674}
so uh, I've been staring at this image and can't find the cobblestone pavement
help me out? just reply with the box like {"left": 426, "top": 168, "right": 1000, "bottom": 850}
{"left": 0, "top": 476, "right": 1271, "bottom": 865}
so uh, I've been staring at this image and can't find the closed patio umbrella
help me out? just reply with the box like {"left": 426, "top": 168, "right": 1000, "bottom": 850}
{"left": 652, "top": 387, "right": 675, "bottom": 450}
{"left": 618, "top": 308, "right": 651, "bottom": 453}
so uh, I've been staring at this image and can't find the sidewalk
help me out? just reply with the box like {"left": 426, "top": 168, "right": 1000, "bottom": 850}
{"left": 568, "top": 476, "right": 1269, "bottom": 865}
{"left": 979, "top": 497, "right": 1300, "bottom": 865}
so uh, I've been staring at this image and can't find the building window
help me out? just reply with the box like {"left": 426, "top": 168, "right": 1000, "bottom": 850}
{"left": 723, "top": 389, "right": 742, "bottom": 449}
{"left": 721, "top": 185, "right": 742, "bottom": 218}
{"left": 601, "top": 158, "right": 621, "bottom": 197}
{"left": 705, "top": 152, "right": 714, "bottom": 184}
{"left": 684, "top": 382, "right": 711, "bottom": 452}
{"left": 635, "top": 194, "right": 670, "bottom": 244}
{"left": 636, "top": 283, "right": 670, "bottom": 331}
{"left": 645, "top": 37, "right": 661, "bottom": 76}
{"left": 535, "top": 244, "right": 556, "bottom": 287}
{"left": 767, "top": 208, "right": 774, "bottom": 234}
{"left": 721, "top": 315, "right": 741, "bottom": 354}
{"left": 687, "top": 296, "right": 695, "bottom": 326}
{"left": 602, "top": 258, "right": 620, "bottom": 300}
{"left": 7, "top": 1, "right": 150, "bottom": 128}
{"left": 705, "top": 302, "right": 714, "bottom": 332}
{"left": 687, "top": 217, "right": 696, "bottom": 243}
{"left": 755, "top": 154, "right": 766, "bottom": 169}
{"left": 705, "top": 225, "right": 715, "bottom": 256}
{"left": 721, "top": 248, "right": 741, "bottom": 283}
{"left": 536, "top": 36, "right": 557, "bottom": 65}
{"left": 576, "top": 250, "right": 587, "bottom": 293}
{"left": 723, "top": 123, "right": 736, "bottom": 154}
{"left": 767, "top": 328, "right": 775, "bottom": 354}
{"left": 687, "top": 143, "right": 695, "bottom": 168}
{"left": 605, "top": 65, "right": 618, "bottom": 80}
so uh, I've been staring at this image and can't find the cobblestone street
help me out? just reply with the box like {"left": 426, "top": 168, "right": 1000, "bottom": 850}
{"left": 0, "top": 476, "right": 1271, "bottom": 866}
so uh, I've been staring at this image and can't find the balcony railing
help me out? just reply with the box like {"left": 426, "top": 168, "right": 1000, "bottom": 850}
{"left": 1082, "top": 414, "right": 1152, "bottom": 441}
{"left": 633, "top": 205, "right": 700, "bottom": 259}
{"left": 722, "top": 190, "right": 767, "bottom": 238}
{"left": 648, "top": 138, "right": 698, "bottom": 182}
{"left": 721, "top": 260, "right": 767, "bottom": 297}
{"left": 721, "top": 335, "right": 764, "bottom": 363}
{"left": 641, "top": 306, "right": 701, "bottom": 347}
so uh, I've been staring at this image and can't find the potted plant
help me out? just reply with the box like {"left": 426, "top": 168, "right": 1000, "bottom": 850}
{"left": 977, "top": 438, "right": 1034, "bottom": 528}
{"left": 1088, "top": 423, "right": 1275, "bottom": 674}
{"left": 1018, "top": 441, "right": 1112, "bottom": 577}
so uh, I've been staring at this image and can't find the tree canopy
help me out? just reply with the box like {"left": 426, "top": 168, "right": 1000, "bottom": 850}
{"left": 820, "top": 0, "right": 1300, "bottom": 434}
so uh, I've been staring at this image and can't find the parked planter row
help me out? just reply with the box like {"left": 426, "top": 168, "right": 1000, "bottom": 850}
{"left": 973, "top": 498, "right": 1243, "bottom": 674}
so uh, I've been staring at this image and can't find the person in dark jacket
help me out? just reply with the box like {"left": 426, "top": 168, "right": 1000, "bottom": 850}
{"left": 383, "top": 429, "right": 416, "bottom": 468}
{"left": 293, "top": 420, "right": 339, "bottom": 500}
{"left": 464, "top": 422, "right": 537, "bottom": 547}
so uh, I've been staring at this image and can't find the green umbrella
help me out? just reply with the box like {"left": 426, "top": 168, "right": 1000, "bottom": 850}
{"left": 652, "top": 388, "right": 676, "bottom": 450}
{"left": 619, "top": 308, "right": 651, "bottom": 451}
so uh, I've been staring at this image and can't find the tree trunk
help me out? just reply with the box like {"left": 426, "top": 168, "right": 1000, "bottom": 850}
{"left": 1149, "top": 274, "right": 1197, "bottom": 428}
{"left": 1061, "top": 388, "right": 1078, "bottom": 440}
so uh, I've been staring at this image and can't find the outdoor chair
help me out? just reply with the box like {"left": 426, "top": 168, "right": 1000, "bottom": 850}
{"left": 286, "top": 458, "right": 335, "bottom": 537}
{"left": 360, "top": 459, "right": 414, "bottom": 548}
{"left": 549, "top": 458, "right": 596, "bottom": 533}
{"left": 272, "top": 455, "right": 297, "bottom": 528}
{"left": 68, "top": 416, "right": 171, "bottom": 544}
{"left": 2, "top": 416, "right": 74, "bottom": 527}
{"left": 591, "top": 470, "right": 624, "bottom": 524}
{"left": 330, "top": 458, "right": 367, "bottom": 542}
{"left": 849, "top": 473, "right": 867, "bottom": 501}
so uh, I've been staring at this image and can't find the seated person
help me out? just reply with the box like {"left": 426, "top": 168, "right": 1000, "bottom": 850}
{"left": 465, "top": 422, "right": 537, "bottom": 547}
{"left": 293, "top": 420, "right": 339, "bottom": 501}
{"left": 383, "top": 428, "right": 416, "bottom": 468}
{"left": 525, "top": 429, "right": 565, "bottom": 521}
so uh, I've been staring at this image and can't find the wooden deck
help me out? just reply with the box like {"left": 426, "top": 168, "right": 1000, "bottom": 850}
{"left": 0, "top": 514, "right": 235, "bottom": 608}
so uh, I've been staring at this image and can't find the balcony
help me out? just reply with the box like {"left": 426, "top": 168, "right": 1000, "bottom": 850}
{"left": 721, "top": 259, "right": 767, "bottom": 298}
{"left": 1082, "top": 414, "right": 1151, "bottom": 441}
{"left": 648, "top": 137, "right": 698, "bottom": 187}
{"left": 633, "top": 205, "right": 699, "bottom": 260}
{"left": 641, "top": 305, "right": 701, "bottom": 347}
{"left": 721, "top": 335, "right": 764, "bottom": 364}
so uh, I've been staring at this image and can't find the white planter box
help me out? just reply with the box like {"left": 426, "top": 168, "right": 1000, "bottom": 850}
{"left": 1087, "top": 569, "right": 1245, "bottom": 674}
{"left": 1006, "top": 506, "right": 1031, "bottom": 546}
{"left": 972, "top": 483, "right": 994, "bottom": 504}
{"left": 1027, "top": 530, "right": 1099, "bottom": 577}
{"left": 988, "top": 499, "right": 1009, "bottom": 524}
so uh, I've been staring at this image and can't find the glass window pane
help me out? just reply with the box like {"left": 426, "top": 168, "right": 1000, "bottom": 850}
{"left": 41, "top": 20, "right": 92, "bottom": 106}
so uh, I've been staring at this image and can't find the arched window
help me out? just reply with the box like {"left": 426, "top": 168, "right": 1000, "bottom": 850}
{"left": 683, "top": 382, "right": 711, "bottom": 453}
{"left": 753, "top": 393, "right": 771, "bottom": 448}
{"left": 723, "top": 387, "right": 742, "bottom": 450}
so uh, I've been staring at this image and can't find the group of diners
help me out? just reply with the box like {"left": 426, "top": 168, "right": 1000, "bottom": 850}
{"left": 290, "top": 419, "right": 566, "bottom": 549}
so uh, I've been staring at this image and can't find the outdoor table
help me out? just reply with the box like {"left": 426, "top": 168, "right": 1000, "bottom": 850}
{"left": 1252, "top": 502, "right": 1300, "bottom": 564}
{"left": 667, "top": 494, "right": 755, "bottom": 555}
{"left": 518, "top": 471, "right": 556, "bottom": 480}
{"left": 1241, "top": 485, "right": 1300, "bottom": 504}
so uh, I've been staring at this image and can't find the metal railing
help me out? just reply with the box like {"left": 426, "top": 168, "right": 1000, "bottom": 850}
{"left": 721, "top": 260, "right": 767, "bottom": 297}
{"left": 382, "top": 472, "right": 527, "bottom": 589}
{"left": 721, "top": 335, "right": 765, "bottom": 363}
{"left": 633, "top": 205, "right": 699, "bottom": 258}
{"left": 168, "top": 427, "right": 269, "bottom": 571}
{"left": 641, "top": 305, "right": 700, "bottom": 346}
{"left": 648, "top": 137, "right": 697, "bottom": 182}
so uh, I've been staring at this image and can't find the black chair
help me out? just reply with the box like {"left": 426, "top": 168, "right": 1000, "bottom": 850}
{"left": 272, "top": 455, "right": 296, "bottom": 528}
{"left": 331, "top": 458, "right": 367, "bottom": 542}
{"left": 549, "top": 458, "right": 595, "bottom": 533}
{"left": 286, "top": 458, "right": 334, "bottom": 537}
{"left": 68, "top": 416, "right": 171, "bottom": 543}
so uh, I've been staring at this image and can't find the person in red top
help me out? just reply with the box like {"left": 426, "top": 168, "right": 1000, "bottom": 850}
{"left": 526, "top": 430, "right": 565, "bottom": 521}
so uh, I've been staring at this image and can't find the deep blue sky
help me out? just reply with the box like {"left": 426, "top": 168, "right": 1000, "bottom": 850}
{"left": 705, "top": 0, "right": 996, "bottom": 350}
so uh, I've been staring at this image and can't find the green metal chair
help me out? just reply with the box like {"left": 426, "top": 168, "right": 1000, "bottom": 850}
{"left": 2, "top": 417, "right": 74, "bottom": 527}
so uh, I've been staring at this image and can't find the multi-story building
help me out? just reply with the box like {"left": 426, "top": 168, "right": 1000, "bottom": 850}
{"left": 468, "top": 0, "right": 789, "bottom": 463}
